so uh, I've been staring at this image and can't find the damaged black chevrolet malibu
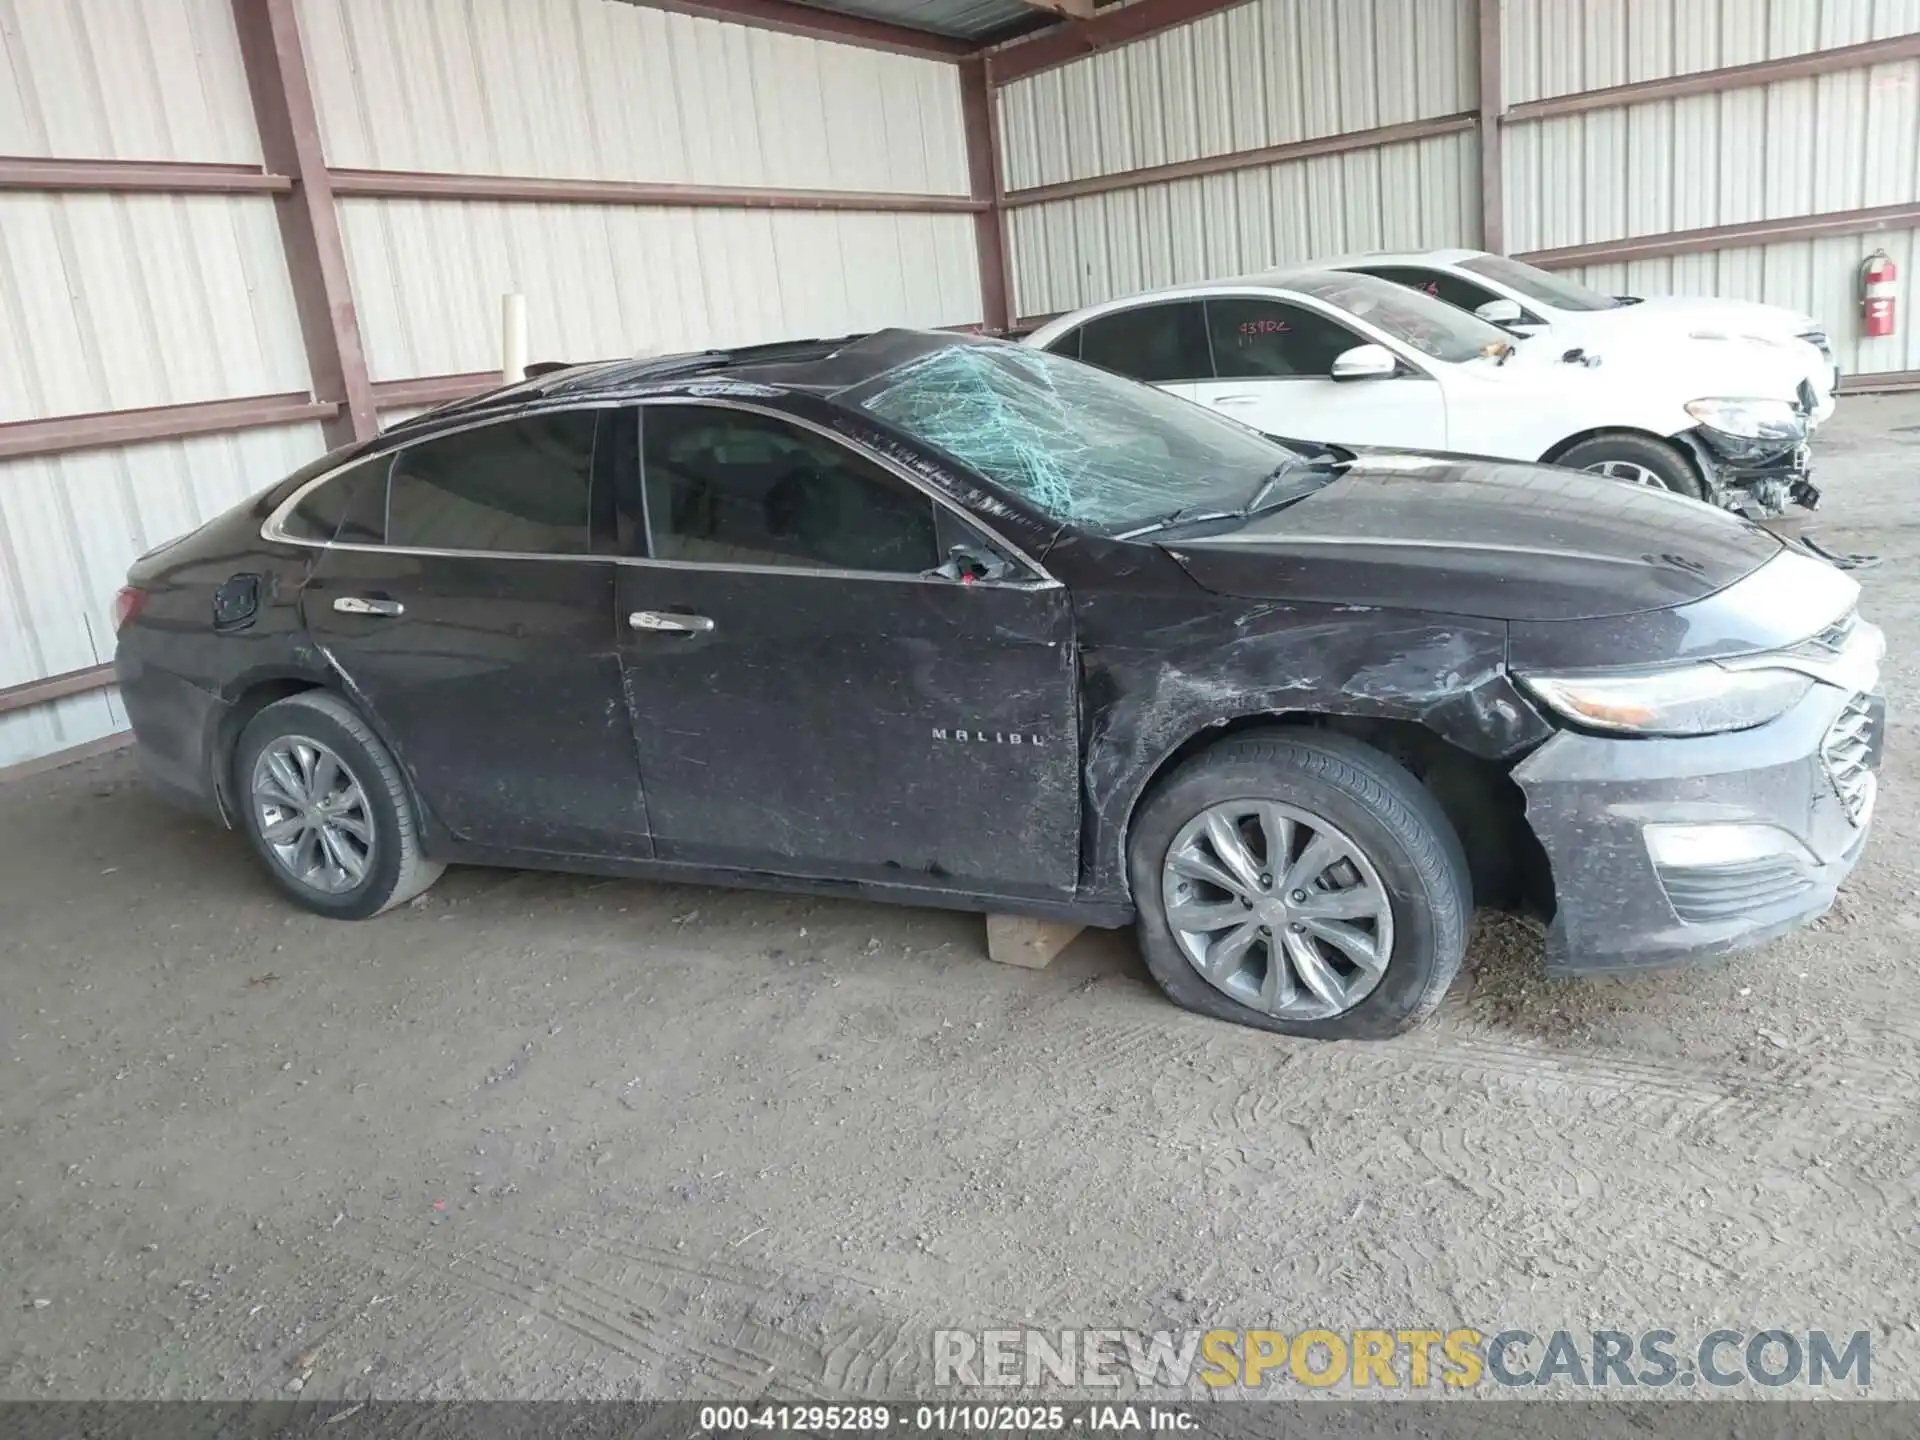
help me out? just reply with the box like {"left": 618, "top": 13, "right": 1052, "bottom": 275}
{"left": 115, "top": 331, "right": 1884, "bottom": 1040}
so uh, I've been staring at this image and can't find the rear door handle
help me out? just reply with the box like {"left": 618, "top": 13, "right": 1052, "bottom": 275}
{"left": 629, "top": 610, "right": 714, "bottom": 635}
{"left": 334, "top": 596, "right": 404, "bottom": 617}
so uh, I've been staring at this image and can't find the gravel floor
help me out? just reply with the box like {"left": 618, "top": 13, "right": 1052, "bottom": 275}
{"left": 3, "top": 395, "right": 1918, "bottom": 1405}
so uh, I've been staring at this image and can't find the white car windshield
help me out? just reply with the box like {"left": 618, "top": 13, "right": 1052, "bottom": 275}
{"left": 850, "top": 342, "right": 1322, "bottom": 533}
{"left": 1458, "top": 254, "right": 1626, "bottom": 312}
{"left": 1281, "top": 272, "right": 1511, "bottom": 363}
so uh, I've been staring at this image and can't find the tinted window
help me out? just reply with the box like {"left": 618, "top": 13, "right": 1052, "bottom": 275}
{"left": 642, "top": 407, "right": 938, "bottom": 574}
{"left": 386, "top": 412, "right": 597, "bottom": 553}
{"left": 1356, "top": 265, "right": 1502, "bottom": 314}
{"left": 1205, "top": 297, "right": 1366, "bottom": 378}
{"left": 1045, "top": 327, "right": 1083, "bottom": 361}
{"left": 282, "top": 457, "right": 387, "bottom": 543}
{"left": 1077, "top": 302, "right": 1212, "bottom": 383}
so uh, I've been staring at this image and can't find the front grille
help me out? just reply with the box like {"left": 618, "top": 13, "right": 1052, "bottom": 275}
{"left": 1798, "top": 327, "right": 1834, "bottom": 363}
{"left": 1822, "top": 693, "right": 1877, "bottom": 824}
{"left": 1807, "top": 609, "right": 1858, "bottom": 654}
{"left": 1656, "top": 857, "right": 1815, "bottom": 923}
{"left": 1796, "top": 377, "right": 1818, "bottom": 414}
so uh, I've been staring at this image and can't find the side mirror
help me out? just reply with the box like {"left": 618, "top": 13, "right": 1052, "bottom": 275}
{"left": 1330, "top": 344, "right": 1398, "bottom": 381}
{"left": 1474, "top": 298, "right": 1526, "bottom": 325}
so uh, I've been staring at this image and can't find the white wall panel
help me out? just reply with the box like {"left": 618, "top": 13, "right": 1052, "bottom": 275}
{"left": 0, "top": 691, "right": 124, "bottom": 774}
{"left": 1504, "top": 61, "right": 1920, "bottom": 252}
{"left": 0, "top": 193, "right": 311, "bottom": 422}
{"left": 1000, "top": 0, "right": 1475, "bottom": 191}
{"left": 339, "top": 198, "right": 982, "bottom": 381}
{"left": 1571, "top": 226, "right": 1920, "bottom": 376}
{"left": 0, "top": 0, "right": 261, "bottom": 162}
{"left": 1009, "top": 131, "right": 1478, "bottom": 317}
{"left": 298, "top": 0, "right": 970, "bottom": 195}
{"left": 1505, "top": 0, "right": 1920, "bottom": 105}
{"left": 0, "top": 421, "right": 328, "bottom": 767}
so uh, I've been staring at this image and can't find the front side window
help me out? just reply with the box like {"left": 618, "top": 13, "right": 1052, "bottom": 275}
{"left": 1458, "top": 254, "right": 1625, "bottom": 312}
{"left": 853, "top": 341, "right": 1313, "bottom": 533}
{"left": 1281, "top": 271, "right": 1511, "bottom": 364}
{"left": 386, "top": 411, "right": 597, "bottom": 554}
{"left": 641, "top": 406, "right": 938, "bottom": 574}
{"left": 1204, "top": 297, "right": 1368, "bottom": 378}
{"left": 1076, "top": 301, "right": 1213, "bottom": 383}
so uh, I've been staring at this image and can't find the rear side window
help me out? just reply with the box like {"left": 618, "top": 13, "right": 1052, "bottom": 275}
{"left": 1076, "top": 302, "right": 1212, "bottom": 383}
{"left": 386, "top": 411, "right": 598, "bottom": 554}
{"left": 281, "top": 457, "right": 387, "bottom": 543}
{"left": 1044, "top": 327, "right": 1083, "bottom": 360}
{"left": 1356, "top": 265, "right": 1503, "bottom": 315}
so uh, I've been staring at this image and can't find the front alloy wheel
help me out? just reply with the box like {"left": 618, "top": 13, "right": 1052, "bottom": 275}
{"left": 1162, "top": 801, "right": 1394, "bottom": 1020}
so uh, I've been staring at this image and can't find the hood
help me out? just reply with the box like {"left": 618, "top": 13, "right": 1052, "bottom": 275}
{"left": 1607, "top": 295, "right": 1816, "bottom": 339}
{"left": 1163, "top": 453, "right": 1782, "bottom": 623}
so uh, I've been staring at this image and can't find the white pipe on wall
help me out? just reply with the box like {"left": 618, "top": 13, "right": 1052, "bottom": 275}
{"left": 501, "top": 292, "right": 527, "bottom": 383}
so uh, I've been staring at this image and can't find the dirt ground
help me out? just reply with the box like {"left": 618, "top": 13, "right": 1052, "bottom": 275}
{"left": 3, "top": 396, "right": 1920, "bottom": 1406}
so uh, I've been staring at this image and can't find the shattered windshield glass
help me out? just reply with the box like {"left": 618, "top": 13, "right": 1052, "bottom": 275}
{"left": 849, "top": 343, "right": 1311, "bottom": 533}
{"left": 1282, "top": 271, "right": 1511, "bottom": 363}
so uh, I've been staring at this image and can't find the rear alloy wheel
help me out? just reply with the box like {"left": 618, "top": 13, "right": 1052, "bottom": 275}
{"left": 1556, "top": 433, "right": 1706, "bottom": 501}
{"left": 234, "top": 691, "right": 443, "bottom": 919}
{"left": 1128, "top": 731, "right": 1471, "bottom": 1040}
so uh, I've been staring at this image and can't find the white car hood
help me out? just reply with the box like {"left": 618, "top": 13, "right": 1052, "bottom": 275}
{"left": 1602, "top": 295, "right": 1818, "bottom": 340}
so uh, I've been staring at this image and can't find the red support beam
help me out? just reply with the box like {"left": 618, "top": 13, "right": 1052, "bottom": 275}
{"left": 232, "top": 0, "right": 377, "bottom": 447}
{"left": 640, "top": 0, "right": 971, "bottom": 59}
{"left": 1002, "top": 113, "right": 1478, "bottom": 208}
{"left": 1477, "top": 0, "right": 1505, "bottom": 253}
{"left": 0, "top": 663, "right": 117, "bottom": 719}
{"left": 959, "top": 58, "right": 1013, "bottom": 333}
{"left": 1519, "top": 201, "right": 1920, "bottom": 270}
{"left": 1504, "top": 32, "right": 1920, "bottom": 124}
{"left": 987, "top": 0, "right": 1255, "bottom": 86}
{"left": 0, "top": 157, "right": 291, "bottom": 194}
{"left": 370, "top": 372, "right": 501, "bottom": 412}
{"left": 327, "top": 168, "right": 983, "bottom": 213}
{"left": 0, "top": 393, "right": 340, "bottom": 462}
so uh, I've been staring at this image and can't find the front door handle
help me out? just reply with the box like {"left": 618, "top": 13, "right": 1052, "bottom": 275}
{"left": 1212, "top": 393, "right": 1263, "bottom": 405}
{"left": 629, "top": 610, "right": 715, "bottom": 635}
{"left": 334, "top": 596, "right": 404, "bottom": 617}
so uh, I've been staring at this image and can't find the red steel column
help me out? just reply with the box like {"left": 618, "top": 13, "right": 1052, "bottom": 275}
{"left": 232, "top": 0, "right": 378, "bottom": 445}
{"left": 961, "top": 57, "right": 1014, "bottom": 334}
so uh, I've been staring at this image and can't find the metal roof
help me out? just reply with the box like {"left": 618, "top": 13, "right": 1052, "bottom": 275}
{"left": 789, "top": 0, "right": 1047, "bottom": 40}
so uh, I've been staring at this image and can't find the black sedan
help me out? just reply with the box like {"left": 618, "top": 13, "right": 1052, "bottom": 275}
{"left": 115, "top": 330, "right": 1884, "bottom": 1040}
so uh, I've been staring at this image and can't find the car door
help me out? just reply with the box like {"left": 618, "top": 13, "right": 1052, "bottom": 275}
{"left": 1058, "top": 300, "right": 1212, "bottom": 403}
{"left": 299, "top": 408, "right": 652, "bottom": 858}
{"left": 1189, "top": 295, "right": 1450, "bottom": 450}
{"left": 610, "top": 401, "right": 1081, "bottom": 900}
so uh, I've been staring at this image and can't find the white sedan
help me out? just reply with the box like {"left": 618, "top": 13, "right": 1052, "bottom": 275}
{"left": 1313, "top": 247, "right": 1838, "bottom": 419}
{"left": 1023, "top": 269, "right": 1823, "bottom": 514}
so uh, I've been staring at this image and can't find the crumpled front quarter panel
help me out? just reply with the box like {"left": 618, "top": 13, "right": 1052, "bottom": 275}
{"left": 1072, "top": 588, "right": 1547, "bottom": 900}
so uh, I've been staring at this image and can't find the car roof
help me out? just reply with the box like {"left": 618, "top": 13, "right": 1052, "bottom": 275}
{"left": 387, "top": 327, "right": 988, "bottom": 433}
{"left": 1027, "top": 262, "right": 1455, "bottom": 333}
{"left": 1302, "top": 247, "right": 1486, "bottom": 270}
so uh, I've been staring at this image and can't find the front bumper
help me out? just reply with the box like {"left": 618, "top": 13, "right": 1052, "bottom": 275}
{"left": 1684, "top": 428, "right": 1819, "bottom": 516}
{"left": 1512, "top": 675, "right": 1883, "bottom": 975}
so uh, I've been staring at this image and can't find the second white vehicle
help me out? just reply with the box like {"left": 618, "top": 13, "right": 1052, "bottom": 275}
{"left": 1024, "top": 269, "right": 1824, "bottom": 515}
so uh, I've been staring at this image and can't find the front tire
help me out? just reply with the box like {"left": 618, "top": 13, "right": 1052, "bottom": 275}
{"left": 1127, "top": 730, "right": 1470, "bottom": 1040}
{"left": 233, "top": 691, "right": 443, "bottom": 919}
{"left": 1556, "top": 433, "right": 1706, "bottom": 501}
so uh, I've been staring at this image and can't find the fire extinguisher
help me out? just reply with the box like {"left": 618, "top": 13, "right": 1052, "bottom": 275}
{"left": 1862, "top": 249, "right": 1897, "bottom": 338}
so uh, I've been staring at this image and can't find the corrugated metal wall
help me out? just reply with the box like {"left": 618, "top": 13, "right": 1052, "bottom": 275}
{"left": 999, "top": 0, "right": 1480, "bottom": 317}
{"left": 299, "top": 0, "right": 980, "bottom": 394}
{"left": 0, "top": 0, "right": 327, "bottom": 768}
{"left": 1500, "top": 0, "right": 1920, "bottom": 380}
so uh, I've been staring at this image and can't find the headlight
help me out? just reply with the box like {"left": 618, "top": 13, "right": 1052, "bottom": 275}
{"left": 1684, "top": 397, "right": 1805, "bottom": 441}
{"left": 1517, "top": 663, "right": 1815, "bottom": 736}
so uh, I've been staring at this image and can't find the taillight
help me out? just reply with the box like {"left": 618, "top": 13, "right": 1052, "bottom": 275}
{"left": 114, "top": 586, "right": 149, "bottom": 632}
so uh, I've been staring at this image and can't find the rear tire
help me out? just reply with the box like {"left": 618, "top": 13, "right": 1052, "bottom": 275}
{"left": 1556, "top": 433, "right": 1706, "bottom": 501}
{"left": 233, "top": 691, "right": 443, "bottom": 919}
{"left": 1127, "top": 730, "right": 1470, "bottom": 1040}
